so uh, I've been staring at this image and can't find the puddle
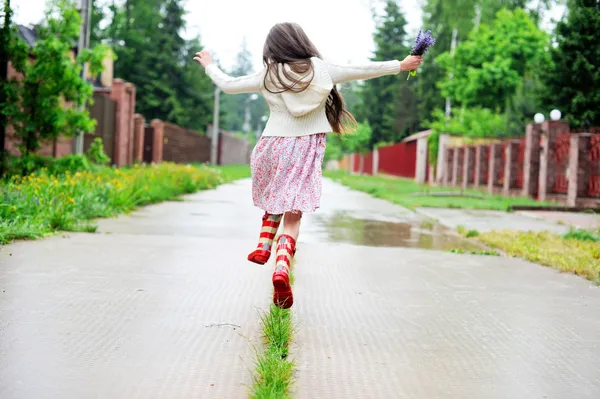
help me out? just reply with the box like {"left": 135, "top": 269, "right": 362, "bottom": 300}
{"left": 313, "top": 212, "right": 483, "bottom": 251}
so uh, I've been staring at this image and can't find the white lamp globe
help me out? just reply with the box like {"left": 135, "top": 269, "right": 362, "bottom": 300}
{"left": 250, "top": 94, "right": 259, "bottom": 101}
{"left": 534, "top": 113, "right": 545, "bottom": 124}
{"left": 550, "top": 109, "right": 561, "bottom": 121}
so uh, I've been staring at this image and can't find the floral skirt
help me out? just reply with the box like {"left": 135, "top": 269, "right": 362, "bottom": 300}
{"left": 251, "top": 133, "right": 327, "bottom": 215}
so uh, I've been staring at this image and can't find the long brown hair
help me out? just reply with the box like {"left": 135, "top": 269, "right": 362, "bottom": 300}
{"left": 262, "top": 22, "right": 356, "bottom": 134}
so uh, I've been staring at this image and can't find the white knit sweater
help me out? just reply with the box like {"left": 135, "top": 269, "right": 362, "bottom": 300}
{"left": 205, "top": 57, "right": 401, "bottom": 137}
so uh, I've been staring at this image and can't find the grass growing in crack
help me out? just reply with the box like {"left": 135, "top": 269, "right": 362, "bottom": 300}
{"left": 250, "top": 263, "right": 295, "bottom": 399}
{"left": 457, "top": 225, "right": 480, "bottom": 238}
{"left": 448, "top": 248, "right": 499, "bottom": 256}
{"left": 562, "top": 228, "right": 600, "bottom": 242}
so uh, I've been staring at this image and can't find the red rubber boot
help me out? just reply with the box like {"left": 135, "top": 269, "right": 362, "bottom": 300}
{"left": 272, "top": 234, "right": 296, "bottom": 309}
{"left": 247, "top": 213, "right": 282, "bottom": 265}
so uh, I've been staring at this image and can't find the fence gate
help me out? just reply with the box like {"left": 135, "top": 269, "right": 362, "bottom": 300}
{"left": 86, "top": 94, "right": 116, "bottom": 161}
{"left": 143, "top": 126, "right": 154, "bottom": 163}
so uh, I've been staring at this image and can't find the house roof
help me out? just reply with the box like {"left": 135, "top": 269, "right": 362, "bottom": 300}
{"left": 402, "top": 129, "right": 432, "bottom": 143}
{"left": 17, "top": 25, "right": 37, "bottom": 48}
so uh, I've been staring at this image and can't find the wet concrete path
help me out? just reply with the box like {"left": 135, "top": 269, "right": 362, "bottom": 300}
{"left": 1, "top": 179, "right": 600, "bottom": 398}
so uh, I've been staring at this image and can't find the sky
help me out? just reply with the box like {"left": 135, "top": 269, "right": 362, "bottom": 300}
{"left": 12, "top": 0, "right": 423, "bottom": 71}
{"left": 12, "top": 0, "right": 565, "bottom": 72}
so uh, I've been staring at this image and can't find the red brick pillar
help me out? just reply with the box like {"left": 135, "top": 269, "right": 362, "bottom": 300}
{"left": 462, "top": 146, "right": 475, "bottom": 190}
{"left": 488, "top": 143, "right": 501, "bottom": 195}
{"left": 451, "top": 147, "right": 460, "bottom": 186}
{"left": 151, "top": 119, "right": 164, "bottom": 163}
{"left": 133, "top": 114, "right": 145, "bottom": 163}
{"left": 110, "top": 79, "right": 125, "bottom": 166}
{"left": 474, "top": 145, "right": 488, "bottom": 187}
{"left": 522, "top": 123, "right": 542, "bottom": 198}
{"left": 503, "top": 140, "right": 520, "bottom": 196}
{"left": 444, "top": 147, "right": 453, "bottom": 186}
{"left": 538, "top": 120, "right": 569, "bottom": 201}
{"left": 125, "top": 83, "right": 136, "bottom": 165}
{"left": 567, "top": 133, "right": 592, "bottom": 207}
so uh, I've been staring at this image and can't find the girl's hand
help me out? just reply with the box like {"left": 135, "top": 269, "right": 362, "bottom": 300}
{"left": 400, "top": 55, "right": 422, "bottom": 71}
{"left": 194, "top": 50, "right": 214, "bottom": 68}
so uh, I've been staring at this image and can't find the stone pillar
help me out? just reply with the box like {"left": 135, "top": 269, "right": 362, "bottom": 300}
{"left": 451, "top": 147, "right": 460, "bottom": 186}
{"left": 488, "top": 143, "right": 502, "bottom": 195}
{"left": 474, "top": 145, "right": 488, "bottom": 187}
{"left": 436, "top": 134, "right": 451, "bottom": 184}
{"left": 538, "top": 120, "right": 570, "bottom": 201}
{"left": 567, "top": 133, "right": 592, "bottom": 207}
{"left": 150, "top": 119, "right": 164, "bottom": 163}
{"left": 133, "top": 114, "right": 145, "bottom": 163}
{"left": 522, "top": 123, "right": 541, "bottom": 198}
{"left": 444, "top": 147, "right": 453, "bottom": 186}
{"left": 462, "top": 146, "right": 475, "bottom": 190}
{"left": 415, "top": 137, "right": 428, "bottom": 183}
{"left": 503, "top": 140, "right": 520, "bottom": 196}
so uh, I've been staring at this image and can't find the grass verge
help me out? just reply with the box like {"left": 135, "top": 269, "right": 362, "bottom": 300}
{"left": 250, "top": 267, "right": 295, "bottom": 399}
{"left": 471, "top": 230, "right": 600, "bottom": 283}
{"left": 215, "top": 164, "right": 252, "bottom": 183}
{"left": 324, "top": 171, "right": 545, "bottom": 211}
{"left": 0, "top": 163, "right": 233, "bottom": 244}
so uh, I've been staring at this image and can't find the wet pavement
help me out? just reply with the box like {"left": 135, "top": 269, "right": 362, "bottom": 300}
{"left": 415, "top": 207, "right": 575, "bottom": 234}
{"left": 1, "top": 178, "right": 600, "bottom": 398}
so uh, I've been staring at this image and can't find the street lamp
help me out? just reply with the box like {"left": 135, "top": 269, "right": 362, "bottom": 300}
{"left": 243, "top": 94, "right": 259, "bottom": 136}
{"left": 534, "top": 113, "right": 545, "bottom": 124}
{"left": 550, "top": 109, "right": 562, "bottom": 121}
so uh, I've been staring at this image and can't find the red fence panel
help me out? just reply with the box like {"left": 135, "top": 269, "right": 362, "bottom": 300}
{"left": 553, "top": 132, "right": 571, "bottom": 194}
{"left": 589, "top": 133, "right": 600, "bottom": 198}
{"left": 377, "top": 141, "right": 417, "bottom": 178}
{"left": 363, "top": 152, "right": 374, "bottom": 175}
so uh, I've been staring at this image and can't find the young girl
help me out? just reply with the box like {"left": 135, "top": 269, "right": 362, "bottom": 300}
{"left": 194, "top": 22, "right": 421, "bottom": 309}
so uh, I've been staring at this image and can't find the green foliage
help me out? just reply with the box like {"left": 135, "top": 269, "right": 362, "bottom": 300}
{"left": 51, "top": 154, "right": 91, "bottom": 175}
{"left": 563, "top": 228, "right": 600, "bottom": 243}
{"left": 542, "top": 0, "right": 600, "bottom": 128}
{"left": 87, "top": 137, "right": 111, "bottom": 165}
{"left": 437, "top": 8, "right": 549, "bottom": 110}
{"left": 100, "top": 0, "right": 214, "bottom": 131}
{"left": 2, "top": 0, "right": 109, "bottom": 155}
{"left": 429, "top": 107, "right": 506, "bottom": 138}
{"left": 357, "top": 0, "right": 414, "bottom": 146}
{"left": 344, "top": 121, "right": 373, "bottom": 154}
{"left": 449, "top": 248, "right": 499, "bottom": 255}
{"left": 0, "top": 163, "right": 224, "bottom": 244}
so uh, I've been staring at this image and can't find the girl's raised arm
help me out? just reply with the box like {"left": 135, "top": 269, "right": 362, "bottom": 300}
{"left": 323, "top": 55, "right": 421, "bottom": 84}
{"left": 195, "top": 50, "right": 263, "bottom": 94}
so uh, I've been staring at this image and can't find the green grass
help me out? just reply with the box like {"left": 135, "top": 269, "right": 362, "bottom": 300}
{"left": 475, "top": 230, "right": 600, "bottom": 283}
{"left": 0, "top": 163, "right": 227, "bottom": 244}
{"left": 324, "top": 171, "right": 545, "bottom": 211}
{"left": 216, "top": 164, "right": 251, "bottom": 183}
{"left": 562, "top": 228, "right": 600, "bottom": 242}
{"left": 250, "top": 266, "right": 295, "bottom": 399}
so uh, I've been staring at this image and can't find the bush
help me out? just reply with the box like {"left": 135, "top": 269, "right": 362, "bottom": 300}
{"left": 5, "top": 154, "right": 53, "bottom": 176}
{"left": 49, "top": 154, "right": 91, "bottom": 175}
{"left": 87, "top": 138, "right": 111, "bottom": 165}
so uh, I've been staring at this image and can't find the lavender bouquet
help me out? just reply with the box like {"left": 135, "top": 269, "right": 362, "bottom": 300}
{"left": 407, "top": 30, "right": 436, "bottom": 80}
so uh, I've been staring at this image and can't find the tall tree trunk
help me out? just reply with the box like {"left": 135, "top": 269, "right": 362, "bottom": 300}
{"left": 0, "top": 0, "right": 11, "bottom": 176}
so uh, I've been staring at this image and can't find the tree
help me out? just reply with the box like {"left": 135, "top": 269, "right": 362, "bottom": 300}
{"left": 436, "top": 8, "right": 549, "bottom": 111}
{"left": 542, "top": 0, "right": 600, "bottom": 128}
{"left": 0, "top": 0, "right": 12, "bottom": 174}
{"left": 358, "top": 0, "right": 412, "bottom": 147}
{"left": 2, "top": 0, "right": 108, "bottom": 156}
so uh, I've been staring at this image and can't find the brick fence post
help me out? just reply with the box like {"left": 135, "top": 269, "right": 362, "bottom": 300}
{"left": 150, "top": 119, "right": 164, "bottom": 163}
{"left": 488, "top": 143, "right": 501, "bottom": 195}
{"left": 567, "top": 133, "right": 592, "bottom": 207}
{"left": 436, "top": 134, "right": 450, "bottom": 184}
{"left": 522, "top": 123, "right": 541, "bottom": 198}
{"left": 133, "top": 114, "right": 145, "bottom": 163}
{"left": 474, "top": 145, "right": 488, "bottom": 187}
{"left": 373, "top": 148, "right": 379, "bottom": 176}
{"left": 539, "top": 120, "right": 570, "bottom": 201}
{"left": 462, "top": 146, "right": 475, "bottom": 190}
{"left": 503, "top": 140, "right": 520, "bottom": 196}
{"left": 125, "top": 83, "right": 136, "bottom": 165}
{"left": 451, "top": 147, "right": 459, "bottom": 186}
{"left": 110, "top": 79, "right": 125, "bottom": 166}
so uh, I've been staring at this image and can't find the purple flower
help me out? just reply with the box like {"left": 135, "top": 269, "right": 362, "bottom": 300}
{"left": 410, "top": 30, "right": 436, "bottom": 56}
{"left": 407, "top": 29, "right": 436, "bottom": 80}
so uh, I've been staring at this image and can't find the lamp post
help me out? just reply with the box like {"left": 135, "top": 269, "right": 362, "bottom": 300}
{"left": 243, "top": 94, "right": 259, "bottom": 137}
{"left": 256, "top": 115, "right": 268, "bottom": 141}
{"left": 72, "top": 0, "right": 92, "bottom": 155}
{"left": 550, "top": 109, "right": 562, "bottom": 121}
{"left": 210, "top": 87, "right": 220, "bottom": 165}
